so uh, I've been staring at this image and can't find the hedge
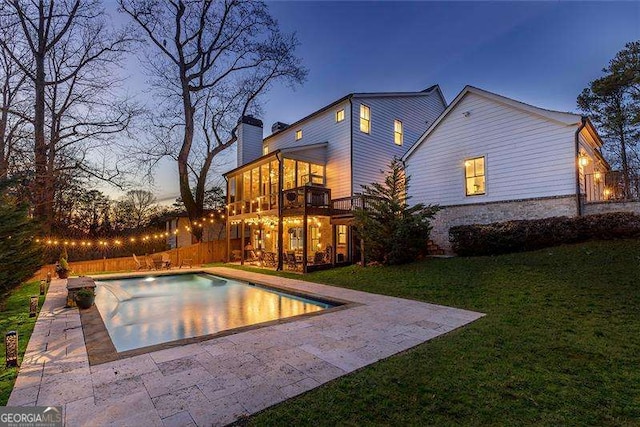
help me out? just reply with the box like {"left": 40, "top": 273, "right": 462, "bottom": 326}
{"left": 449, "top": 212, "right": 640, "bottom": 256}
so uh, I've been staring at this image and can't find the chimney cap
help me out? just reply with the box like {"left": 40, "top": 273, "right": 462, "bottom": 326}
{"left": 271, "top": 121, "right": 289, "bottom": 133}
{"left": 238, "top": 115, "right": 263, "bottom": 127}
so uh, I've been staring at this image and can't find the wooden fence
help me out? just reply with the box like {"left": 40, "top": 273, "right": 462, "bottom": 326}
{"left": 31, "top": 241, "right": 228, "bottom": 280}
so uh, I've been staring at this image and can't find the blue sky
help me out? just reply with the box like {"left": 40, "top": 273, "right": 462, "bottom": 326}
{"left": 108, "top": 1, "right": 639, "bottom": 202}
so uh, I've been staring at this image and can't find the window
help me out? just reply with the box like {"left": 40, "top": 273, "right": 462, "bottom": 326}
{"left": 360, "top": 104, "right": 370, "bottom": 134}
{"left": 337, "top": 225, "right": 347, "bottom": 246}
{"left": 289, "top": 227, "right": 303, "bottom": 250}
{"left": 295, "top": 129, "right": 303, "bottom": 140}
{"left": 336, "top": 109, "right": 345, "bottom": 122}
{"left": 464, "top": 156, "right": 486, "bottom": 196}
{"left": 262, "top": 144, "right": 269, "bottom": 155}
{"left": 394, "top": 119, "right": 403, "bottom": 146}
{"left": 310, "top": 226, "right": 321, "bottom": 251}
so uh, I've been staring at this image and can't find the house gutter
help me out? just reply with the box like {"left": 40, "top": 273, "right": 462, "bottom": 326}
{"left": 574, "top": 116, "right": 588, "bottom": 216}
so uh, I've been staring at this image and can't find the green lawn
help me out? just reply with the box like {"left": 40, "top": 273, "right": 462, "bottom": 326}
{"left": 230, "top": 239, "right": 640, "bottom": 426}
{"left": 0, "top": 281, "right": 45, "bottom": 405}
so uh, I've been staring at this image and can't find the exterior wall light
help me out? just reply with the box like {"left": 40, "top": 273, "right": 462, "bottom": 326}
{"left": 29, "top": 295, "right": 38, "bottom": 318}
{"left": 5, "top": 331, "right": 18, "bottom": 367}
{"left": 579, "top": 154, "right": 589, "bottom": 167}
{"left": 594, "top": 171, "right": 602, "bottom": 183}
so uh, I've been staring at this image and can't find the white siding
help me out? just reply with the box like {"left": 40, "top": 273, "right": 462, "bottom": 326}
{"left": 351, "top": 93, "right": 445, "bottom": 193}
{"left": 265, "top": 100, "right": 352, "bottom": 199}
{"left": 406, "top": 92, "right": 577, "bottom": 206}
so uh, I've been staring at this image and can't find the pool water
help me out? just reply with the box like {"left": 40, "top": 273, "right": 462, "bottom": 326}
{"left": 94, "top": 273, "right": 335, "bottom": 352}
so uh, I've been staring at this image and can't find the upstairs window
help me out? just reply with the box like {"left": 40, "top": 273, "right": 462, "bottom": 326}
{"left": 360, "top": 104, "right": 370, "bottom": 134}
{"left": 262, "top": 144, "right": 269, "bottom": 155}
{"left": 394, "top": 120, "right": 403, "bottom": 146}
{"left": 336, "top": 109, "right": 345, "bottom": 122}
{"left": 465, "top": 156, "right": 486, "bottom": 196}
{"left": 295, "top": 129, "right": 303, "bottom": 140}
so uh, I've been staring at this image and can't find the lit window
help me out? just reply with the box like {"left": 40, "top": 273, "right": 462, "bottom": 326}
{"left": 336, "top": 109, "right": 345, "bottom": 122}
{"left": 360, "top": 104, "right": 370, "bottom": 134}
{"left": 262, "top": 144, "right": 269, "bottom": 155}
{"left": 295, "top": 129, "right": 302, "bottom": 140}
{"left": 337, "top": 225, "right": 347, "bottom": 246}
{"left": 464, "top": 156, "right": 486, "bottom": 196}
{"left": 394, "top": 120, "right": 403, "bottom": 146}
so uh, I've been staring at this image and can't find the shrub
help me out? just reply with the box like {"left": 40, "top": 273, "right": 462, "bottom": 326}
{"left": 450, "top": 212, "right": 640, "bottom": 256}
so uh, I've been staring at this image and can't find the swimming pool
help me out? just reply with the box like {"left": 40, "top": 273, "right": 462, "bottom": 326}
{"left": 94, "top": 273, "right": 337, "bottom": 352}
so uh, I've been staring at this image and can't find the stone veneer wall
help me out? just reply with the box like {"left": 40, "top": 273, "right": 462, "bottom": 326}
{"left": 431, "top": 195, "right": 578, "bottom": 253}
{"left": 583, "top": 200, "right": 640, "bottom": 216}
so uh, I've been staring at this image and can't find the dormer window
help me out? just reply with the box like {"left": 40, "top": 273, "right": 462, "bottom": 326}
{"left": 295, "top": 129, "right": 303, "bottom": 140}
{"left": 360, "top": 104, "right": 370, "bottom": 134}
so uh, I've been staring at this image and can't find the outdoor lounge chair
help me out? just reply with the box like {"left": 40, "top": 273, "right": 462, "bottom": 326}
{"left": 313, "top": 251, "right": 325, "bottom": 265}
{"left": 132, "top": 254, "right": 143, "bottom": 270}
{"left": 285, "top": 252, "right": 298, "bottom": 271}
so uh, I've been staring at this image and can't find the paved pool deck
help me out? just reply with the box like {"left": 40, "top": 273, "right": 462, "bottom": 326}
{"left": 8, "top": 267, "right": 484, "bottom": 426}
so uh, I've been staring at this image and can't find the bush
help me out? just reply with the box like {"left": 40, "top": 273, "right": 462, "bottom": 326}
{"left": 450, "top": 212, "right": 640, "bottom": 256}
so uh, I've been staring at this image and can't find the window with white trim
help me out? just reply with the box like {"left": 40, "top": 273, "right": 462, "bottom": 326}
{"left": 464, "top": 156, "right": 486, "bottom": 196}
{"left": 360, "top": 104, "right": 370, "bottom": 134}
{"left": 336, "top": 109, "right": 345, "bottom": 122}
{"left": 295, "top": 129, "right": 302, "bottom": 140}
{"left": 394, "top": 119, "right": 403, "bottom": 146}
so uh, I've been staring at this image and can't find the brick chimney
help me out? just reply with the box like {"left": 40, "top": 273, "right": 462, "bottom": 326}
{"left": 236, "top": 115, "right": 264, "bottom": 167}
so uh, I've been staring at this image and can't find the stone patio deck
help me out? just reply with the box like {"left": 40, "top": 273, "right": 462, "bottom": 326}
{"left": 8, "top": 267, "right": 484, "bottom": 426}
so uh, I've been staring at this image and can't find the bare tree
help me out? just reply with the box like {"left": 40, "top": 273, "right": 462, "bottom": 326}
{"left": 0, "top": 19, "right": 30, "bottom": 180}
{"left": 0, "top": 0, "right": 137, "bottom": 231}
{"left": 117, "top": 189, "right": 158, "bottom": 230}
{"left": 119, "top": 0, "right": 306, "bottom": 241}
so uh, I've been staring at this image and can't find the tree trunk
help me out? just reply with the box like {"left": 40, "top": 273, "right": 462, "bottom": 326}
{"left": 33, "top": 1, "right": 50, "bottom": 230}
{"left": 619, "top": 126, "right": 631, "bottom": 198}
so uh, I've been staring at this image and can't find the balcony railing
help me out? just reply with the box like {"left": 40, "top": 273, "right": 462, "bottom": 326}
{"left": 584, "top": 171, "right": 640, "bottom": 202}
{"left": 229, "top": 185, "right": 330, "bottom": 216}
{"left": 331, "top": 195, "right": 377, "bottom": 215}
{"left": 282, "top": 185, "right": 330, "bottom": 210}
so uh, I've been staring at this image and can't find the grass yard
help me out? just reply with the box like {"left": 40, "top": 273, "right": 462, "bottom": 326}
{"left": 230, "top": 239, "right": 640, "bottom": 426}
{"left": 0, "top": 281, "right": 45, "bottom": 405}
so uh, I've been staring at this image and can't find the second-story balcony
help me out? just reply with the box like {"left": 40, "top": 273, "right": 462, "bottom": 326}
{"left": 228, "top": 185, "right": 331, "bottom": 218}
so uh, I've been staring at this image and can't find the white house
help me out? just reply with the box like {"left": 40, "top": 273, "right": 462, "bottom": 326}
{"left": 403, "top": 85, "right": 612, "bottom": 252}
{"left": 224, "top": 86, "right": 447, "bottom": 271}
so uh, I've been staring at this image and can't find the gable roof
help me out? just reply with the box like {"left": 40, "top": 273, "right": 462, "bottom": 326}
{"left": 403, "top": 85, "right": 584, "bottom": 161}
{"left": 264, "top": 85, "right": 445, "bottom": 142}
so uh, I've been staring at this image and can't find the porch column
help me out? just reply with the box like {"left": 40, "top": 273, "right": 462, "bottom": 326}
{"left": 331, "top": 224, "right": 336, "bottom": 266}
{"left": 302, "top": 211, "right": 308, "bottom": 273}
{"left": 240, "top": 219, "right": 245, "bottom": 266}
{"left": 225, "top": 217, "right": 230, "bottom": 263}
{"left": 277, "top": 154, "right": 284, "bottom": 271}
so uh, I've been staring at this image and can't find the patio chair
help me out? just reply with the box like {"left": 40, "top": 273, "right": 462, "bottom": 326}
{"left": 263, "top": 252, "right": 277, "bottom": 267}
{"left": 313, "top": 251, "right": 325, "bottom": 265}
{"left": 132, "top": 254, "right": 143, "bottom": 270}
{"left": 285, "top": 252, "right": 298, "bottom": 271}
{"left": 231, "top": 250, "right": 242, "bottom": 262}
{"left": 161, "top": 253, "right": 171, "bottom": 269}
{"left": 145, "top": 255, "right": 156, "bottom": 270}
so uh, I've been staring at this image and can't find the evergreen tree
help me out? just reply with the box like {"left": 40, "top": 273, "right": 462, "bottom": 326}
{"left": 578, "top": 41, "right": 640, "bottom": 198}
{"left": 0, "top": 179, "right": 43, "bottom": 295}
{"left": 354, "top": 159, "right": 439, "bottom": 265}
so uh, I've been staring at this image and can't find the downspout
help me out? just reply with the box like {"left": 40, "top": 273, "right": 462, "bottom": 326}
{"left": 348, "top": 97, "right": 356, "bottom": 265}
{"left": 574, "top": 116, "right": 588, "bottom": 216}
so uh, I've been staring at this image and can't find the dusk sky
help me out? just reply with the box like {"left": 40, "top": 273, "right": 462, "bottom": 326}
{"left": 110, "top": 1, "right": 639, "bottom": 203}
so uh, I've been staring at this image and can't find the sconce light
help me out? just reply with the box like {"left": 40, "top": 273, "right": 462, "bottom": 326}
{"left": 579, "top": 154, "right": 589, "bottom": 167}
{"left": 5, "top": 331, "right": 18, "bottom": 367}
{"left": 29, "top": 295, "right": 38, "bottom": 318}
{"left": 603, "top": 188, "right": 612, "bottom": 199}
{"left": 594, "top": 171, "right": 602, "bottom": 183}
